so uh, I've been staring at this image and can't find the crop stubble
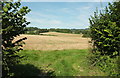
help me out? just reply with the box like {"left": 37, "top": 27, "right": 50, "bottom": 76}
{"left": 15, "top": 32, "right": 90, "bottom": 50}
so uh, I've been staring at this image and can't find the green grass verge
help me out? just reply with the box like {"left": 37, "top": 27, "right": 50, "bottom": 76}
{"left": 15, "top": 49, "right": 105, "bottom": 76}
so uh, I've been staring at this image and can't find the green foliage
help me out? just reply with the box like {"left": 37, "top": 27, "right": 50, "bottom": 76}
{"left": 24, "top": 27, "right": 49, "bottom": 35}
{"left": 49, "top": 28, "right": 72, "bottom": 33}
{"left": 24, "top": 27, "right": 90, "bottom": 37}
{"left": 81, "top": 28, "right": 90, "bottom": 37}
{"left": 2, "top": 2, "right": 31, "bottom": 77}
{"left": 49, "top": 28, "right": 90, "bottom": 36}
{"left": 89, "top": 1, "right": 120, "bottom": 76}
{"left": 89, "top": 2, "right": 120, "bottom": 57}
{"left": 88, "top": 50, "right": 120, "bottom": 76}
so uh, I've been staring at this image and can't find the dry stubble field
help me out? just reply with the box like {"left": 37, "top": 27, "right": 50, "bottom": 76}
{"left": 15, "top": 32, "right": 90, "bottom": 50}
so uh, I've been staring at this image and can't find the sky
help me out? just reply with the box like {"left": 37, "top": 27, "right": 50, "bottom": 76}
{"left": 19, "top": 0, "right": 114, "bottom": 2}
{"left": 21, "top": 2, "right": 112, "bottom": 29}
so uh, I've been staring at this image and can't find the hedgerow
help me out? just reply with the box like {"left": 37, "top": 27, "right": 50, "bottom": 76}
{"left": 2, "top": 2, "right": 31, "bottom": 77}
{"left": 89, "top": 1, "right": 120, "bottom": 76}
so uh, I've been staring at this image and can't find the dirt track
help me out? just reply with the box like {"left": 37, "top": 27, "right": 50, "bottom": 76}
{"left": 15, "top": 32, "right": 90, "bottom": 50}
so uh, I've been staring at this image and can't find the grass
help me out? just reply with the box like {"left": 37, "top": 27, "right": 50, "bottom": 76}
{"left": 16, "top": 49, "right": 105, "bottom": 76}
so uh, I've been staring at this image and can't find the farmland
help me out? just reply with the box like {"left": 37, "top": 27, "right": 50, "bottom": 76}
{"left": 2, "top": 1, "right": 120, "bottom": 77}
{"left": 12, "top": 32, "right": 106, "bottom": 76}
{"left": 16, "top": 32, "right": 90, "bottom": 50}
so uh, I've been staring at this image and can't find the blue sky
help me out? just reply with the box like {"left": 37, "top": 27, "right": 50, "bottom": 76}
{"left": 20, "top": 0, "right": 113, "bottom": 2}
{"left": 21, "top": 2, "right": 111, "bottom": 29}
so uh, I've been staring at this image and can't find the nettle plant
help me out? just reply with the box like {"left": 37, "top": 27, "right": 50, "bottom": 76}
{"left": 2, "top": 2, "right": 31, "bottom": 76}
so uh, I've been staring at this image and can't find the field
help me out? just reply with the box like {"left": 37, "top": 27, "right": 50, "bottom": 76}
{"left": 4, "top": 1, "right": 119, "bottom": 77}
{"left": 13, "top": 49, "right": 105, "bottom": 76}
{"left": 16, "top": 32, "right": 90, "bottom": 50}
{"left": 13, "top": 32, "right": 105, "bottom": 76}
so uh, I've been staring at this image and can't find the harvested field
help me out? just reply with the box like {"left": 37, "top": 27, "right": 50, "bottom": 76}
{"left": 15, "top": 32, "right": 90, "bottom": 50}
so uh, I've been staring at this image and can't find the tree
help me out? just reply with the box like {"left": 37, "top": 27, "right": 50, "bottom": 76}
{"left": 89, "top": 1, "right": 120, "bottom": 57}
{"left": 2, "top": 2, "right": 31, "bottom": 77}
{"left": 89, "top": 1, "right": 120, "bottom": 76}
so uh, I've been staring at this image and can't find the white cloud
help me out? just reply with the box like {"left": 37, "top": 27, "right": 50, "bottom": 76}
{"left": 49, "top": 20, "right": 62, "bottom": 24}
{"left": 26, "top": 9, "right": 91, "bottom": 29}
{"left": 30, "top": 11, "right": 58, "bottom": 18}
{"left": 27, "top": 15, "right": 89, "bottom": 29}
{"left": 27, "top": 11, "right": 63, "bottom": 25}
{"left": 82, "top": 6, "right": 91, "bottom": 10}
{"left": 26, "top": 16, "right": 62, "bottom": 27}
{"left": 77, "top": 6, "right": 91, "bottom": 10}
{"left": 25, "top": 5, "right": 94, "bottom": 29}
{"left": 60, "top": 8, "right": 70, "bottom": 13}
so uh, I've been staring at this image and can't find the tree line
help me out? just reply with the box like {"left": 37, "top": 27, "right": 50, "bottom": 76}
{"left": 24, "top": 27, "right": 90, "bottom": 37}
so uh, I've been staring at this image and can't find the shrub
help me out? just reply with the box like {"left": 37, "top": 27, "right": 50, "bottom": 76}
{"left": 89, "top": 1, "right": 120, "bottom": 76}
{"left": 2, "top": 2, "right": 31, "bottom": 77}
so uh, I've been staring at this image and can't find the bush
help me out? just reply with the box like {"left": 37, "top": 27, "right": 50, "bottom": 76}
{"left": 89, "top": 1, "right": 120, "bottom": 76}
{"left": 24, "top": 27, "right": 49, "bottom": 35}
{"left": 82, "top": 29, "right": 90, "bottom": 38}
{"left": 2, "top": 2, "right": 31, "bottom": 77}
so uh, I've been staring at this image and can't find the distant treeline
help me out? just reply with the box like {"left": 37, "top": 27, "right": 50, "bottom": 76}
{"left": 24, "top": 27, "right": 49, "bottom": 35}
{"left": 24, "top": 27, "right": 90, "bottom": 37}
